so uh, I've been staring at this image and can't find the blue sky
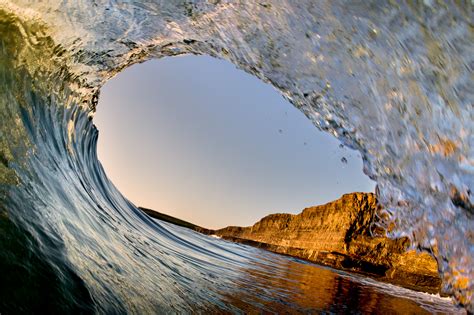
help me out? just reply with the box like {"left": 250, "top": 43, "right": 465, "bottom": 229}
{"left": 94, "top": 55, "right": 375, "bottom": 228}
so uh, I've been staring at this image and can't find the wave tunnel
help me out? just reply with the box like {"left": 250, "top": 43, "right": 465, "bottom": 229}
{"left": 0, "top": 1, "right": 472, "bottom": 313}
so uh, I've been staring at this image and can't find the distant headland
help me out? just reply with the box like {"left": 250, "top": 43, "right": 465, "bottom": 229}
{"left": 140, "top": 192, "right": 441, "bottom": 295}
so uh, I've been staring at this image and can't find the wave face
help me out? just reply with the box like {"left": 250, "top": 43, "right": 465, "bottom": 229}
{"left": 0, "top": 0, "right": 472, "bottom": 312}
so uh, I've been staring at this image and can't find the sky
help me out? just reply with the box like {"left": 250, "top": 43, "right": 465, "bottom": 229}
{"left": 94, "top": 55, "right": 375, "bottom": 229}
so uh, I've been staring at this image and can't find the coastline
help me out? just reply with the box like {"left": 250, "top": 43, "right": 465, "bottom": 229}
{"left": 139, "top": 193, "right": 442, "bottom": 295}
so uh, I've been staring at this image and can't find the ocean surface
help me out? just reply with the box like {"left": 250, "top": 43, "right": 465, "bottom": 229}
{"left": 0, "top": 1, "right": 472, "bottom": 313}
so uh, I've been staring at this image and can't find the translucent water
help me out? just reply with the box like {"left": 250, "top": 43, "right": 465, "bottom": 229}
{"left": 0, "top": 1, "right": 471, "bottom": 312}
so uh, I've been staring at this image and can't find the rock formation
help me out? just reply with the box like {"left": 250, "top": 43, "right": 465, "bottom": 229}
{"left": 213, "top": 193, "right": 441, "bottom": 294}
{"left": 140, "top": 192, "right": 441, "bottom": 294}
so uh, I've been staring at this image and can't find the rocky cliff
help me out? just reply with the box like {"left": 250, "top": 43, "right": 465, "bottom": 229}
{"left": 213, "top": 193, "right": 441, "bottom": 294}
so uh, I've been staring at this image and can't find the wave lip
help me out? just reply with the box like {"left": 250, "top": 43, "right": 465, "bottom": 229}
{"left": 0, "top": 0, "right": 472, "bottom": 312}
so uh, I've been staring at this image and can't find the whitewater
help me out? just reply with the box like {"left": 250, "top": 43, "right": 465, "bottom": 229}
{"left": 0, "top": 1, "right": 472, "bottom": 313}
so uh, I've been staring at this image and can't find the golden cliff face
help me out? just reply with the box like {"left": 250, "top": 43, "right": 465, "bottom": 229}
{"left": 215, "top": 193, "right": 441, "bottom": 294}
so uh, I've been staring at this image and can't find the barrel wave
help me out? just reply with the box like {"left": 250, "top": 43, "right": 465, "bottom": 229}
{"left": 0, "top": 1, "right": 472, "bottom": 313}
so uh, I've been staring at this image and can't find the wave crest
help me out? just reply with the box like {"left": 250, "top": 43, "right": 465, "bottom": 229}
{"left": 1, "top": 1, "right": 472, "bottom": 311}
